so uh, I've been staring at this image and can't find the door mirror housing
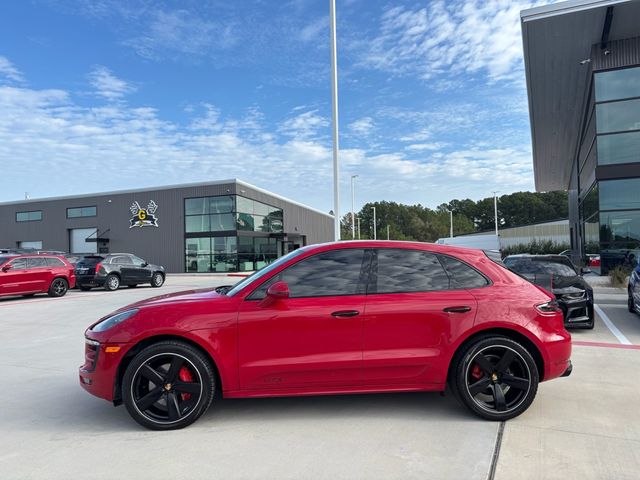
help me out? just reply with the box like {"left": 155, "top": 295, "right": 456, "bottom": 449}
{"left": 2, "top": 264, "right": 12, "bottom": 272}
{"left": 141, "top": 262, "right": 149, "bottom": 267}
{"left": 266, "top": 281, "right": 290, "bottom": 299}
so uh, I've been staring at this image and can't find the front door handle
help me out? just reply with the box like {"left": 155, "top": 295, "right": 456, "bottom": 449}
{"left": 331, "top": 310, "right": 360, "bottom": 318}
{"left": 443, "top": 306, "right": 472, "bottom": 313}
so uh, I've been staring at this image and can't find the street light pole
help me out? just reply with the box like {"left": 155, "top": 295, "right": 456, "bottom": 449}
{"left": 492, "top": 191, "right": 500, "bottom": 236}
{"left": 330, "top": 0, "right": 340, "bottom": 241}
{"left": 372, "top": 206, "right": 377, "bottom": 240}
{"left": 387, "top": 225, "right": 390, "bottom": 240}
{"left": 350, "top": 174, "right": 358, "bottom": 240}
{"left": 357, "top": 217, "right": 361, "bottom": 240}
{"left": 449, "top": 210, "right": 453, "bottom": 238}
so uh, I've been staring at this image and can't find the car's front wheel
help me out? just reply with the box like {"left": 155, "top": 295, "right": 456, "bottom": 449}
{"left": 48, "top": 278, "right": 68, "bottom": 297}
{"left": 629, "top": 289, "right": 636, "bottom": 314}
{"left": 122, "top": 341, "right": 215, "bottom": 430}
{"left": 151, "top": 272, "right": 164, "bottom": 288}
{"left": 454, "top": 335, "right": 539, "bottom": 421}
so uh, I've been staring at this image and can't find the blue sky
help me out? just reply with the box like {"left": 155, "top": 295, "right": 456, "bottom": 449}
{"left": 0, "top": 0, "right": 556, "bottom": 214}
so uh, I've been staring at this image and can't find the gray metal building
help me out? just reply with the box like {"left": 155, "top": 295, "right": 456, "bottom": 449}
{"left": 521, "top": 0, "right": 640, "bottom": 273}
{"left": 0, "top": 179, "right": 334, "bottom": 273}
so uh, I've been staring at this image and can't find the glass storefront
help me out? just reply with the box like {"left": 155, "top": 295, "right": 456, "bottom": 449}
{"left": 184, "top": 195, "right": 284, "bottom": 272}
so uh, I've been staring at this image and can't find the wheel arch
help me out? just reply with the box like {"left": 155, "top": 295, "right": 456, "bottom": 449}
{"left": 112, "top": 334, "right": 223, "bottom": 406}
{"left": 447, "top": 328, "right": 545, "bottom": 384}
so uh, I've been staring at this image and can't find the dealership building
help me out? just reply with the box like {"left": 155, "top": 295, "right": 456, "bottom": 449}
{"left": 0, "top": 180, "right": 334, "bottom": 273}
{"left": 521, "top": 0, "right": 640, "bottom": 274}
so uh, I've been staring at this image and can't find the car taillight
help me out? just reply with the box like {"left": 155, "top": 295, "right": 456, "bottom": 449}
{"left": 95, "top": 262, "right": 102, "bottom": 274}
{"left": 536, "top": 300, "right": 563, "bottom": 315}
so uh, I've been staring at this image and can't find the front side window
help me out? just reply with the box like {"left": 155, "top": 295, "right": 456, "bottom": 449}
{"left": 249, "top": 249, "right": 367, "bottom": 299}
{"left": 371, "top": 249, "right": 449, "bottom": 294}
{"left": 9, "top": 258, "right": 27, "bottom": 270}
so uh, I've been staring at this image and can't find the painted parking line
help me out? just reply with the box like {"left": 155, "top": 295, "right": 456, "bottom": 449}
{"left": 572, "top": 340, "right": 640, "bottom": 350}
{"left": 594, "top": 304, "right": 632, "bottom": 345}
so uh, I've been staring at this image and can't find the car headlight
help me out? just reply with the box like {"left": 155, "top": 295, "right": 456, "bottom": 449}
{"left": 92, "top": 309, "right": 139, "bottom": 332}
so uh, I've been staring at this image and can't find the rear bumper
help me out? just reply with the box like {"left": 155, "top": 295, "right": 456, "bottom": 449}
{"left": 76, "top": 275, "right": 106, "bottom": 287}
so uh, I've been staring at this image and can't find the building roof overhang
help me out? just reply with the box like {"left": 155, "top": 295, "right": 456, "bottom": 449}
{"left": 521, "top": 0, "right": 640, "bottom": 191}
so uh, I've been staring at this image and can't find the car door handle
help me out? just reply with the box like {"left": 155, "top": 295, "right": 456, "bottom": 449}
{"left": 443, "top": 306, "right": 472, "bottom": 313}
{"left": 331, "top": 310, "right": 360, "bottom": 318}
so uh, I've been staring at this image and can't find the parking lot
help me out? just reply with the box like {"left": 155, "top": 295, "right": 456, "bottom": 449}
{"left": 1, "top": 275, "right": 639, "bottom": 480}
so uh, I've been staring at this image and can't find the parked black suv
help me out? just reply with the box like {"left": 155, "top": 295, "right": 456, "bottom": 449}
{"left": 75, "top": 254, "right": 165, "bottom": 291}
{"left": 504, "top": 254, "right": 594, "bottom": 329}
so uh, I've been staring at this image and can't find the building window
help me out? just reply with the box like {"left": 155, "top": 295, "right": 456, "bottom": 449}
{"left": 185, "top": 196, "right": 236, "bottom": 233}
{"left": 594, "top": 66, "right": 640, "bottom": 103}
{"left": 595, "top": 98, "right": 640, "bottom": 134}
{"left": 599, "top": 179, "right": 640, "bottom": 211}
{"left": 18, "top": 241, "right": 43, "bottom": 249}
{"left": 597, "top": 131, "right": 640, "bottom": 166}
{"left": 16, "top": 210, "right": 42, "bottom": 222}
{"left": 67, "top": 206, "right": 97, "bottom": 218}
{"left": 185, "top": 236, "right": 238, "bottom": 272}
{"left": 236, "top": 196, "right": 283, "bottom": 233}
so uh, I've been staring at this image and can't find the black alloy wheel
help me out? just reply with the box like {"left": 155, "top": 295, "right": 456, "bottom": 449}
{"left": 454, "top": 336, "right": 539, "bottom": 421}
{"left": 48, "top": 278, "right": 68, "bottom": 297}
{"left": 122, "top": 341, "right": 215, "bottom": 430}
{"left": 104, "top": 274, "right": 120, "bottom": 291}
{"left": 151, "top": 272, "right": 164, "bottom": 288}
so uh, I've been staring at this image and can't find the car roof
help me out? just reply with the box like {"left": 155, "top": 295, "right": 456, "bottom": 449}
{"left": 301, "top": 240, "right": 491, "bottom": 259}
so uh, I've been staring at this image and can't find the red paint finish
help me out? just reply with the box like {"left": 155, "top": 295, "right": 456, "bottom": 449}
{"left": 79, "top": 241, "right": 571, "bottom": 407}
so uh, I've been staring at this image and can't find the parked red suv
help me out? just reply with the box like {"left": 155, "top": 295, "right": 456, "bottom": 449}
{"left": 0, "top": 254, "right": 75, "bottom": 298}
{"left": 80, "top": 241, "right": 572, "bottom": 430}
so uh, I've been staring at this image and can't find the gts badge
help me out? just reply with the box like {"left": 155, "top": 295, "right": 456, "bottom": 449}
{"left": 129, "top": 200, "right": 159, "bottom": 228}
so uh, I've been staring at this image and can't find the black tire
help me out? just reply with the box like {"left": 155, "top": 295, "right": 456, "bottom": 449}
{"left": 454, "top": 335, "right": 539, "bottom": 421}
{"left": 128, "top": 284, "right": 138, "bottom": 288}
{"left": 122, "top": 341, "right": 215, "bottom": 430}
{"left": 629, "top": 289, "right": 636, "bottom": 314}
{"left": 79, "top": 286, "right": 92, "bottom": 291}
{"left": 151, "top": 272, "right": 164, "bottom": 288}
{"left": 48, "top": 278, "right": 68, "bottom": 297}
{"left": 104, "top": 274, "right": 120, "bottom": 291}
{"left": 585, "top": 305, "right": 595, "bottom": 329}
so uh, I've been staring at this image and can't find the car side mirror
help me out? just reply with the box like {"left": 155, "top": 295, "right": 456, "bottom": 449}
{"left": 142, "top": 262, "right": 149, "bottom": 267}
{"left": 581, "top": 267, "right": 591, "bottom": 275}
{"left": 2, "top": 264, "right": 12, "bottom": 272}
{"left": 266, "top": 281, "right": 290, "bottom": 299}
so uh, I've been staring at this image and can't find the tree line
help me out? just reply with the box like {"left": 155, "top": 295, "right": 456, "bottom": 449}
{"left": 340, "top": 191, "right": 568, "bottom": 242}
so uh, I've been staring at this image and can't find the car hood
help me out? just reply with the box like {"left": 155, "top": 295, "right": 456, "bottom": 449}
{"left": 126, "top": 288, "right": 225, "bottom": 308}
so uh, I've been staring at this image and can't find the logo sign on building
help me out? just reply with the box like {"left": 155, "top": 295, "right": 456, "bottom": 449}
{"left": 129, "top": 200, "right": 159, "bottom": 228}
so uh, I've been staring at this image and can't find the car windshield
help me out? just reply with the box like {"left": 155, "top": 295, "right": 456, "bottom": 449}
{"left": 505, "top": 258, "right": 577, "bottom": 277}
{"left": 226, "top": 248, "right": 308, "bottom": 297}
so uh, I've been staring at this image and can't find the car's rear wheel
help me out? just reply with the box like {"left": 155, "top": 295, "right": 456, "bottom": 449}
{"left": 454, "top": 336, "right": 538, "bottom": 421}
{"left": 122, "top": 341, "right": 215, "bottom": 430}
{"left": 104, "top": 274, "right": 120, "bottom": 291}
{"left": 48, "top": 278, "right": 68, "bottom": 297}
{"left": 151, "top": 272, "right": 164, "bottom": 288}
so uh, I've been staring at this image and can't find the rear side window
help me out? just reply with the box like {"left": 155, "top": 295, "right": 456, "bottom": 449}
{"left": 371, "top": 249, "right": 449, "bottom": 294}
{"left": 27, "top": 257, "right": 48, "bottom": 268}
{"left": 439, "top": 255, "right": 489, "bottom": 289}
{"left": 46, "top": 257, "right": 66, "bottom": 267}
{"left": 249, "top": 249, "right": 367, "bottom": 299}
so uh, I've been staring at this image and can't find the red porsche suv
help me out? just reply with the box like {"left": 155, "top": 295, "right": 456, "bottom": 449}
{"left": 80, "top": 241, "right": 572, "bottom": 430}
{"left": 0, "top": 254, "right": 75, "bottom": 298}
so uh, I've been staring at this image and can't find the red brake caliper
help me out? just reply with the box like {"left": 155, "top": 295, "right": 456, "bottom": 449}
{"left": 178, "top": 366, "right": 194, "bottom": 401}
{"left": 471, "top": 364, "right": 483, "bottom": 380}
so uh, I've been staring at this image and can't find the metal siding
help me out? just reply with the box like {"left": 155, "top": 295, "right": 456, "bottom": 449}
{"left": 592, "top": 36, "right": 640, "bottom": 71}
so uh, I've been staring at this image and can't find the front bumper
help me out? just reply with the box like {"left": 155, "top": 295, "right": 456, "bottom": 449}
{"left": 79, "top": 338, "right": 129, "bottom": 402}
{"left": 561, "top": 360, "right": 573, "bottom": 377}
{"left": 557, "top": 296, "right": 593, "bottom": 326}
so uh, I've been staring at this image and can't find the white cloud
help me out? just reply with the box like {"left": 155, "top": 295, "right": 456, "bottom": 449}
{"left": 349, "top": 116, "right": 374, "bottom": 136}
{"left": 405, "top": 142, "right": 447, "bottom": 151}
{"left": 0, "top": 56, "right": 25, "bottom": 84}
{"left": 300, "top": 16, "right": 327, "bottom": 42}
{"left": 88, "top": 66, "right": 135, "bottom": 100}
{"left": 359, "top": 1, "right": 552, "bottom": 83}
{"left": 278, "top": 109, "right": 329, "bottom": 139}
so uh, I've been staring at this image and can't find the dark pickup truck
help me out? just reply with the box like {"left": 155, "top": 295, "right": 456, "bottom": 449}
{"left": 504, "top": 254, "right": 594, "bottom": 329}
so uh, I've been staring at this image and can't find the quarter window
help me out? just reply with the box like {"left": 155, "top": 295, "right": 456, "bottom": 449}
{"left": 439, "top": 255, "right": 488, "bottom": 289}
{"left": 372, "top": 249, "right": 449, "bottom": 294}
{"left": 45, "top": 257, "right": 65, "bottom": 267}
{"left": 249, "top": 249, "right": 367, "bottom": 299}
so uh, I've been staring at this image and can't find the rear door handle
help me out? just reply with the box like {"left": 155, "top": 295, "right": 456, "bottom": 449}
{"left": 331, "top": 310, "right": 360, "bottom": 318}
{"left": 443, "top": 306, "right": 472, "bottom": 313}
